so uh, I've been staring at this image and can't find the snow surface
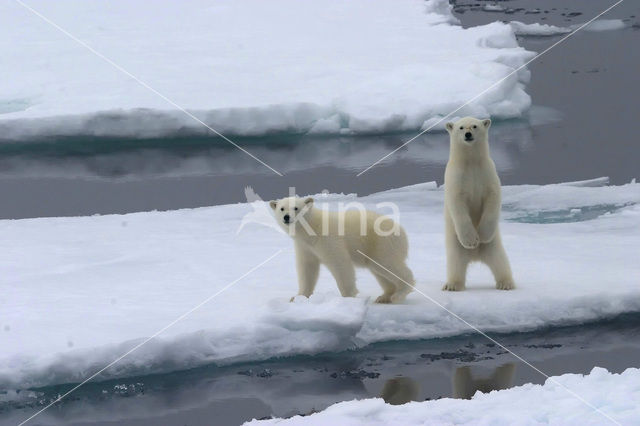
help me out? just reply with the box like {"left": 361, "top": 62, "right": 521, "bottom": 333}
{"left": 511, "top": 19, "right": 627, "bottom": 37}
{"left": 0, "top": 0, "right": 535, "bottom": 141}
{"left": 247, "top": 367, "right": 640, "bottom": 425}
{"left": 1, "top": 177, "right": 639, "bottom": 389}
{"left": 510, "top": 21, "right": 572, "bottom": 37}
{"left": 482, "top": 4, "right": 505, "bottom": 12}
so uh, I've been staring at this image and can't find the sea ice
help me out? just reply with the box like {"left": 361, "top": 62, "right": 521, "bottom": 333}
{"left": 0, "top": 0, "right": 534, "bottom": 141}
{"left": 1, "top": 178, "right": 638, "bottom": 389}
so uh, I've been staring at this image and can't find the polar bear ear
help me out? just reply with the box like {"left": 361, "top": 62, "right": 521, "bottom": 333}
{"left": 269, "top": 200, "right": 277, "bottom": 210}
{"left": 445, "top": 122, "right": 454, "bottom": 133}
{"left": 482, "top": 119, "right": 491, "bottom": 128}
{"left": 304, "top": 197, "right": 314, "bottom": 205}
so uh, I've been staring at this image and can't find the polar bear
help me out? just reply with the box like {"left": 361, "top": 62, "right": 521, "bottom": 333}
{"left": 270, "top": 196, "right": 415, "bottom": 303}
{"left": 443, "top": 117, "right": 515, "bottom": 291}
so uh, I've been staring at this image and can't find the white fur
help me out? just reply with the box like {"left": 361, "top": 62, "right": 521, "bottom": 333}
{"left": 270, "top": 197, "right": 415, "bottom": 303}
{"left": 443, "top": 117, "right": 515, "bottom": 291}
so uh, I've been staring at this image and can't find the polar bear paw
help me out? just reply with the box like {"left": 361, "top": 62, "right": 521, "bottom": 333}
{"left": 442, "top": 282, "right": 465, "bottom": 291}
{"left": 375, "top": 294, "right": 393, "bottom": 304}
{"left": 458, "top": 228, "right": 480, "bottom": 249}
{"left": 290, "top": 294, "right": 310, "bottom": 302}
{"left": 496, "top": 280, "right": 515, "bottom": 290}
{"left": 390, "top": 292, "right": 409, "bottom": 304}
{"left": 477, "top": 225, "right": 496, "bottom": 244}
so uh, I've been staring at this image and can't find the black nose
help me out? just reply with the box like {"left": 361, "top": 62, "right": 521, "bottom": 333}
{"left": 283, "top": 214, "right": 290, "bottom": 222}
{"left": 464, "top": 132, "right": 472, "bottom": 139}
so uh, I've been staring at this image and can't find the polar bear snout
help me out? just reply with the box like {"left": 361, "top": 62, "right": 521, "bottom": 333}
{"left": 283, "top": 214, "right": 291, "bottom": 224}
{"left": 445, "top": 117, "right": 491, "bottom": 146}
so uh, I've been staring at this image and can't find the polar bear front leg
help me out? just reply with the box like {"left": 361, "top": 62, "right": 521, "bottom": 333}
{"left": 444, "top": 247, "right": 469, "bottom": 291}
{"left": 446, "top": 196, "right": 479, "bottom": 249}
{"left": 325, "top": 251, "right": 358, "bottom": 298}
{"left": 444, "top": 214, "right": 470, "bottom": 291}
{"left": 481, "top": 236, "right": 515, "bottom": 290}
{"left": 292, "top": 243, "right": 320, "bottom": 301}
{"left": 477, "top": 190, "right": 500, "bottom": 244}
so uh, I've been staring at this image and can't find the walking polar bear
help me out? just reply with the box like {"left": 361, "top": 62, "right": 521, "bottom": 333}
{"left": 270, "top": 197, "right": 415, "bottom": 303}
{"left": 443, "top": 117, "right": 515, "bottom": 291}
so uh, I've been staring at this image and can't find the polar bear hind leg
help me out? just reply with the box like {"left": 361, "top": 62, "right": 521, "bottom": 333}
{"left": 368, "top": 259, "right": 415, "bottom": 304}
{"left": 389, "top": 261, "right": 415, "bottom": 303}
{"left": 480, "top": 236, "right": 515, "bottom": 290}
{"left": 443, "top": 239, "right": 471, "bottom": 291}
{"left": 443, "top": 213, "right": 471, "bottom": 291}
{"left": 372, "top": 273, "right": 395, "bottom": 304}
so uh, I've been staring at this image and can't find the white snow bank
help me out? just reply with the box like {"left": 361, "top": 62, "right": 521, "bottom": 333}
{"left": 247, "top": 367, "right": 640, "bottom": 425}
{"left": 582, "top": 19, "right": 627, "bottom": 32}
{"left": 482, "top": 4, "right": 505, "bottom": 12}
{"left": 0, "top": 0, "right": 534, "bottom": 141}
{"left": 1, "top": 178, "right": 639, "bottom": 389}
{"left": 511, "top": 19, "right": 627, "bottom": 37}
{"left": 510, "top": 21, "right": 572, "bottom": 37}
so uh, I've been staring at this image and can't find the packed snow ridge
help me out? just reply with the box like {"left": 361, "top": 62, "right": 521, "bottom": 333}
{"left": 0, "top": 0, "right": 534, "bottom": 141}
{"left": 1, "top": 177, "right": 639, "bottom": 389}
{"left": 510, "top": 19, "right": 627, "bottom": 37}
{"left": 247, "top": 367, "right": 640, "bottom": 425}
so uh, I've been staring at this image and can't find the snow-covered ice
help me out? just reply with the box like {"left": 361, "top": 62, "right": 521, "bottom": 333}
{"left": 247, "top": 367, "right": 640, "bottom": 425}
{"left": 482, "top": 4, "right": 505, "bottom": 12}
{"left": 1, "top": 177, "right": 639, "bottom": 389}
{"left": 511, "top": 19, "right": 627, "bottom": 37}
{"left": 510, "top": 21, "right": 572, "bottom": 37}
{"left": 0, "top": 0, "right": 535, "bottom": 141}
{"left": 581, "top": 19, "right": 627, "bottom": 32}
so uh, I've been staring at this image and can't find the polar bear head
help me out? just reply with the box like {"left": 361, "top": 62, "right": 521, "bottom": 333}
{"left": 269, "top": 196, "right": 314, "bottom": 228}
{"left": 445, "top": 117, "right": 491, "bottom": 147}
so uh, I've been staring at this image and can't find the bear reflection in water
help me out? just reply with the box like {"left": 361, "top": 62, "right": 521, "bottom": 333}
{"left": 380, "top": 363, "right": 516, "bottom": 405}
{"left": 453, "top": 363, "right": 516, "bottom": 399}
{"left": 380, "top": 377, "right": 421, "bottom": 405}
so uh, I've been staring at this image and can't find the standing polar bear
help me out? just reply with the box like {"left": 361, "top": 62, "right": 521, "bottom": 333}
{"left": 443, "top": 117, "right": 515, "bottom": 291}
{"left": 270, "top": 197, "right": 415, "bottom": 303}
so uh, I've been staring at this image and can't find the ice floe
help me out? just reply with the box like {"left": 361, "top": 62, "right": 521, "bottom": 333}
{"left": 1, "top": 178, "right": 639, "bottom": 389}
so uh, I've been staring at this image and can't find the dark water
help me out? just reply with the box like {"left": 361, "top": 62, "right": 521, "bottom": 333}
{"left": 3, "top": 314, "right": 640, "bottom": 426}
{"left": 0, "top": 1, "right": 638, "bottom": 219}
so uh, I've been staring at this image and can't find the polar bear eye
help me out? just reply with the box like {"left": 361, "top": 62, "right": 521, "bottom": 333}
{"left": 280, "top": 207, "right": 284, "bottom": 212}
{"left": 459, "top": 126, "right": 463, "bottom": 130}
{"left": 473, "top": 125, "right": 477, "bottom": 129}
{"left": 294, "top": 207, "right": 299, "bottom": 211}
